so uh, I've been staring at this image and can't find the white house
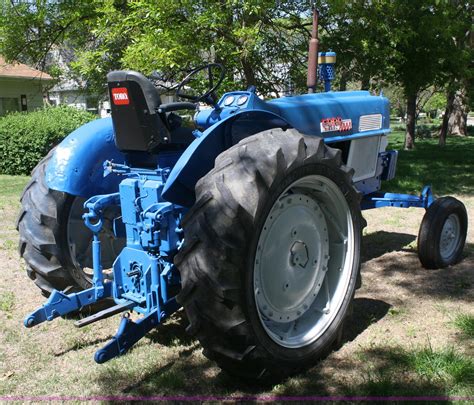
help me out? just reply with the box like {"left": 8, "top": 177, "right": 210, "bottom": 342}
{"left": 0, "top": 56, "right": 54, "bottom": 116}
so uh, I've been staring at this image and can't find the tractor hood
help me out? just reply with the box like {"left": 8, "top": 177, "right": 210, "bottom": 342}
{"left": 196, "top": 90, "right": 390, "bottom": 142}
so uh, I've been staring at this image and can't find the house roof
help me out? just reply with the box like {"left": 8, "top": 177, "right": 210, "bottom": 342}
{"left": 0, "top": 56, "right": 54, "bottom": 81}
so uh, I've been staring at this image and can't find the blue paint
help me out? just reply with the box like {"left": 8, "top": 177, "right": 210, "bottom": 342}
{"left": 24, "top": 283, "right": 113, "bottom": 327}
{"left": 163, "top": 90, "right": 390, "bottom": 205}
{"left": 362, "top": 186, "right": 435, "bottom": 210}
{"left": 27, "top": 162, "right": 184, "bottom": 362}
{"left": 27, "top": 66, "right": 436, "bottom": 365}
{"left": 268, "top": 91, "right": 390, "bottom": 138}
{"left": 94, "top": 310, "right": 164, "bottom": 364}
{"left": 163, "top": 109, "right": 289, "bottom": 206}
{"left": 318, "top": 51, "right": 336, "bottom": 92}
{"left": 46, "top": 118, "right": 125, "bottom": 197}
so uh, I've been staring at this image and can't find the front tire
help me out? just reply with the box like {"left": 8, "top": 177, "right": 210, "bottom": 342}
{"left": 175, "top": 129, "right": 362, "bottom": 379}
{"left": 418, "top": 197, "right": 468, "bottom": 269}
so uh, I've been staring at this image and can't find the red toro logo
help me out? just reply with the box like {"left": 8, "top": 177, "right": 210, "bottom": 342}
{"left": 111, "top": 87, "right": 130, "bottom": 105}
{"left": 320, "top": 117, "right": 352, "bottom": 133}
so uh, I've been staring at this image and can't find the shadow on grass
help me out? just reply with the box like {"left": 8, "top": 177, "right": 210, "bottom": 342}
{"left": 95, "top": 298, "right": 391, "bottom": 399}
{"left": 362, "top": 228, "right": 473, "bottom": 302}
{"left": 145, "top": 310, "right": 194, "bottom": 347}
{"left": 100, "top": 343, "right": 472, "bottom": 401}
{"left": 53, "top": 336, "right": 113, "bottom": 357}
{"left": 369, "top": 242, "right": 473, "bottom": 302}
{"left": 362, "top": 231, "right": 416, "bottom": 262}
{"left": 275, "top": 345, "right": 473, "bottom": 400}
{"left": 341, "top": 298, "right": 391, "bottom": 346}
{"left": 97, "top": 348, "right": 263, "bottom": 399}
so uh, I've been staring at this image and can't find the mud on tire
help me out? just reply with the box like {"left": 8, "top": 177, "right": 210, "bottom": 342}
{"left": 175, "top": 129, "right": 363, "bottom": 380}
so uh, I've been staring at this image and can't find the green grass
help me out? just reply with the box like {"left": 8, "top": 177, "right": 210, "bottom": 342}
{"left": 384, "top": 132, "right": 474, "bottom": 196}
{"left": 387, "top": 307, "right": 407, "bottom": 317}
{"left": 0, "top": 291, "right": 14, "bottom": 313}
{"left": 409, "top": 346, "right": 474, "bottom": 387}
{"left": 453, "top": 314, "right": 474, "bottom": 339}
{"left": 351, "top": 345, "right": 474, "bottom": 398}
{"left": 0, "top": 175, "right": 29, "bottom": 198}
{"left": 0, "top": 174, "right": 29, "bottom": 210}
{"left": 0, "top": 239, "right": 15, "bottom": 251}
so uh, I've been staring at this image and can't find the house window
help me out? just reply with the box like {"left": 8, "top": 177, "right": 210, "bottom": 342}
{"left": 0, "top": 97, "right": 20, "bottom": 116}
{"left": 21, "top": 94, "right": 28, "bottom": 111}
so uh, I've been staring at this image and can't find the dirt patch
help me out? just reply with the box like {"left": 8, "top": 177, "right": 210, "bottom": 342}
{"left": 0, "top": 193, "right": 472, "bottom": 399}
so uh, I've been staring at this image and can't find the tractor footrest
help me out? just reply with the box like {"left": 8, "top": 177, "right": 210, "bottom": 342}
{"left": 74, "top": 301, "right": 134, "bottom": 328}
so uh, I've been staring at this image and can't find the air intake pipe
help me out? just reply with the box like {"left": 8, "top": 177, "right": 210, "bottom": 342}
{"left": 307, "top": 8, "right": 319, "bottom": 93}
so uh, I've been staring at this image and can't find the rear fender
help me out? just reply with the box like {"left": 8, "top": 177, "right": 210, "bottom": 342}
{"left": 46, "top": 118, "right": 126, "bottom": 197}
{"left": 162, "top": 109, "right": 290, "bottom": 207}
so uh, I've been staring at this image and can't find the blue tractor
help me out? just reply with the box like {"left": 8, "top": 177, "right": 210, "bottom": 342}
{"left": 19, "top": 11, "right": 467, "bottom": 380}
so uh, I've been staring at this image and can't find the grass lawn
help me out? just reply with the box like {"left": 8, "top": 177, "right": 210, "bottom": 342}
{"left": 385, "top": 131, "right": 474, "bottom": 196}
{"left": 0, "top": 134, "right": 472, "bottom": 401}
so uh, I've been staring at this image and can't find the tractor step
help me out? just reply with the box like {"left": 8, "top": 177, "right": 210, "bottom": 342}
{"left": 74, "top": 301, "right": 134, "bottom": 328}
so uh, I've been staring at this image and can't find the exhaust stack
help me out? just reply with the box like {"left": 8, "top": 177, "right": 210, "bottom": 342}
{"left": 307, "top": 8, "right": 319, "bottom": 93}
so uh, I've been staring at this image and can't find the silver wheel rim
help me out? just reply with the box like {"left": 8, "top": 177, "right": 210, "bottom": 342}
{"left": 67, "top": 197, "right": 124, "bottom": 280}
{"left": 440, "top": 213, "right": 461, "bottom": 261}
{"left": 254, "top": 175, "right": 355, "bottom": 348}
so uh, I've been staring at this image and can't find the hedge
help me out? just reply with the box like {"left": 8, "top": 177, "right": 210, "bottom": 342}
{"left": 0, "top": 106, "right": 96, "bottom": 175}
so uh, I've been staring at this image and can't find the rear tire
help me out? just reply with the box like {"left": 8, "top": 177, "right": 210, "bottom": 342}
{"left": 418, "top": 197, "right": 468, "bottom": 269}
{"left": 17, "top": 151, "right": 123, "bottom": 296}
{"left": 17, "top": 153, "right": 77, "bottom": 295}
{"left": 175, "top": 129, "right": 362, "bottom": 380}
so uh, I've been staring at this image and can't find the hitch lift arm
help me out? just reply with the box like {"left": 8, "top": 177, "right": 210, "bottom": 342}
{"left": 24, "top": 192, "right": 130, "bottom": 327}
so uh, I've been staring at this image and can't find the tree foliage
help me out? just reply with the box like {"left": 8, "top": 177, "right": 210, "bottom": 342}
{"left": 0, "top": 0, "right": 471, "bottom": 147}
{"left": 1, "top": 0, "right": 318, "bottom": 96}
{"left": 321, "top": 0, "right": 472, "bottom": 149}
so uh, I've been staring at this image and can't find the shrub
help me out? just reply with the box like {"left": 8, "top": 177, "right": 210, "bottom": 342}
{"left": 0, "top": 106, "right": 96, "bottom": 175}
{"left": 415, "top": 124, "right": 433, "bottom": 139}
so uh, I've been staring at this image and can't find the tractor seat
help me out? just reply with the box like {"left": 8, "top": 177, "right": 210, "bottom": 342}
{"left": 107, "top": 70, "right": 196, "bottom": 152}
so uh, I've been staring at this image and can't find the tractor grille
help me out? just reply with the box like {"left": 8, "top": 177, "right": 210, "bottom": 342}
{"left": 359, "top": 114, "right": 382, "bottom": 132}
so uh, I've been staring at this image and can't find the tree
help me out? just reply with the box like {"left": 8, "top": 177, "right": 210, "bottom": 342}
{"left": 376, "top": 0, "right": 460, "bottom": 149}
{"left": 0, "top": 0, "right": 319, "bottom": 97}
{"left": 320, "top": 1, "right": 390, "bottom": 92}
{"left": 2, "top": 0, "right": 469, "bottom": 152}
{"left": 324, "top": 1, "right": 471, "bottom": 150}
{"left": 437, "top": 1, "right": 473, "bottom": 146}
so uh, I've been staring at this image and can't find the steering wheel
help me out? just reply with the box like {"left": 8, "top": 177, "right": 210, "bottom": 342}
{"left": 176, "top": 63, "right": 225, "bottom": 106}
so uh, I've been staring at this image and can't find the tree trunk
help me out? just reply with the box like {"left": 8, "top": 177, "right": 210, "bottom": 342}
{"left": 339, "top": 70, "right": 348, "bottom": 91}
{"left": 241, "top": 57, "right": 256, "bottom": 88}
{"left": 448, "top": 87, "right": 468, "bottom": 136}
{"left": 361, "top": 76, "right": 370, "bottom": 90}
{"left": 405, "top": 93, "right": 417, "bottom": 150}
{"left": 439, "top": 88, "right": 455, "bottom": 147}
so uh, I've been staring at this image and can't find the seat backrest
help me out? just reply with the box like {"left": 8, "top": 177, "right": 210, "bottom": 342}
{"left": 107, "top": 70, "right": 170, "bottom": 152}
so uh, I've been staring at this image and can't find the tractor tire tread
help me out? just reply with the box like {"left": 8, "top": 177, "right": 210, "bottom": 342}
{"left": 176, "top": 128, "right": 363, "bottom": 381}
{"left": 17, "top": 153, "right": 80, "bottom": 296}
